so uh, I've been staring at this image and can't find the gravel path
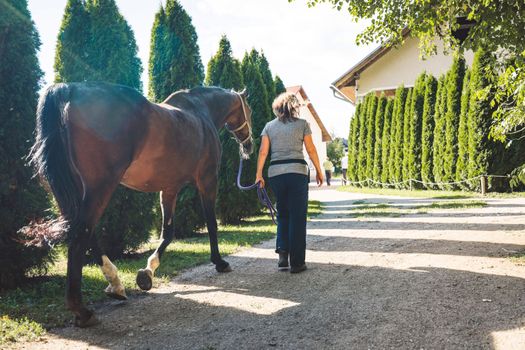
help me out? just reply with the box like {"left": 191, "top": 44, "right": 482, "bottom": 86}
{"left": 17, "top": 187, "right": 525, "bottom": 350}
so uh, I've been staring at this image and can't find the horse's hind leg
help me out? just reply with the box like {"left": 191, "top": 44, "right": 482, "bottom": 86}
{"left": 67, "top": 182, "right": 123, "bottom": 327}
{"left": 137, "top": 190, "right": 178, "bottom": 291}
{"left": 66, "top": 222, "right": 98, "bottom": 327}
{"left": 198, "top": 177, "right": 231, "bottom": 273}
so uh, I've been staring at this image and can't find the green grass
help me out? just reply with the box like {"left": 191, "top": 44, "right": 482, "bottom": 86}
{"left": 0, "top": 201, "right": 321, "bottom": 345}
{"left": 347, "top": 200, "right": 487, "bottom": 218}
{"left": 510, "top": 251, "right": 525, "bottom": 265}
{"left": 338, "top": 185, "right": 525, "bottom": 199}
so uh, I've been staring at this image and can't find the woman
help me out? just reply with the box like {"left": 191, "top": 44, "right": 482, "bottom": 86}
{"left": 255, "top": 92, "right": 323, "bottom": 273}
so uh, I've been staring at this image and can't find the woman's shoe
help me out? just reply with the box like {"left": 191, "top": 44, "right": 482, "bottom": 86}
{"left": 290, "top": 264, "right": 307, "bottom": 274}
{"left": 278, "top": 252, "right": 289, "bottom": 270}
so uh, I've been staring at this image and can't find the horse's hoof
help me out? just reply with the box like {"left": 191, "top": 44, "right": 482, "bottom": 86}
{"left": 136, "top": 269, "right": 153, "bottom": 291}
{"left": 74, "top": 312, "right": 100, "bottom": 328}
{"left": 216, "top": 261, "right": 232, "bottom": 273}
{"left": 105, "top": 290, "right": 128, "bottom": 300}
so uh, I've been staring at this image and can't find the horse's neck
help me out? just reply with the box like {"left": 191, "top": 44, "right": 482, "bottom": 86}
{"left": 163, "top": 89, "right": 234, "bottom": 130}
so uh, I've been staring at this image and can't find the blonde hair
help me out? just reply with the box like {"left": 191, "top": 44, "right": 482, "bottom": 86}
{"left": 272, "top": 92, "right": 300, "bottom": 123}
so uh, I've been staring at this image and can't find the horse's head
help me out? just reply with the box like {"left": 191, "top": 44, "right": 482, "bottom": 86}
{"left": 226, "top": 89, "right": 253, "bottom": 159}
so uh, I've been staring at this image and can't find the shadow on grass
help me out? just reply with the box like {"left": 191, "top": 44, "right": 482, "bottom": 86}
{"left": 0, "top": 223, "right": 275, "bottom": 339}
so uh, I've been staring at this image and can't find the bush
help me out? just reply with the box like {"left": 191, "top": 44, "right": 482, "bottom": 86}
{"left": 0, "top": 0, "right": 55, "bottom": 289}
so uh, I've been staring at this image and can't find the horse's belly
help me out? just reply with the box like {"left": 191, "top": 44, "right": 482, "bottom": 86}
{"left": 121, "top": 158, "right": 190, "bottom": 192}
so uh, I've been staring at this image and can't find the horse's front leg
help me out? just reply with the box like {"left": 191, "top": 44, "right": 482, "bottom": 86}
{"left": 66, "top": 227, "right": 98, "bottom": 327}
{"left": 137, "top": 191, "right": 177, "bottom": 291}
{"left": 90, "top": 240, "right": 127, "bottom": 300}
{"left": 198, "top": 179, "right": 231, "bottom": 272}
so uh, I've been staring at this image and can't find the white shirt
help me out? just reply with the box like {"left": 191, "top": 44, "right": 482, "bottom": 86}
{"left": 341, "top": 155, "right": 348, "bottom": 169}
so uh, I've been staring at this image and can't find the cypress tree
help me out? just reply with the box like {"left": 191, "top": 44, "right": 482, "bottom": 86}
{"left": 205, "top": 36, "right": 254, "bottom": 224}
{"left": 54, "top": 0, "right": 91, "bottom": 82}
{"left": 421, "top": 75, "right": 438, "bottom": 187}
{"left": 347, "top": 104, "right": 361, "bottom": 183}
{"left": 391, "top": 86, "right": 407, "bottom": 185}
{"left": 408, "top": 73, "right": 427, "bottom": 186}
{"left": 149, "top": 0, "right": 204, "bottom": 102}
{"left": 456, "top": 69, "right": 471, "bottom": 187}
{"left": 55, "top": 0, "right": 156, "bottom": 258}
{"left": 85, "top": 0, "right": 142, "bottom": 88}
{"left": 148, "top": 0, "right": 206, "bottom": 237}
{"left": 467, "top": 48, "right": 496, "bottom": 187}
{"left": 0, "top": 0, "right": 53, "bottom": 288}
{"left": 365, "top": 94, "right": 378, "bottom": 182}
{"left": 433, "top": 75, "right": 447, "bottom": 187}
{"left": 373, "top": 95, "right": 387, "bottom": 183}
{"left": 443, "top": 55, "right": 466, "bottom": 187}
{"left": 380, "top": 99, "right": 394, "bottom": 184}
{"left": 241, "top": 52, "right": 271, "bottom": 212}
{"left": 257, "top": 52, "right": 277, "bottom": 107}
{"left": 401, "top": 88, "right": 413, "bottom": 186}
{"left": 357, "top": 94, "right": 370, "bottom": 182}
{"left": 274, "top": 75, "right": 286, "bottom": 95}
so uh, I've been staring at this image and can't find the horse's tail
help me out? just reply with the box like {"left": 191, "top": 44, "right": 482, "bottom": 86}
{"left": 29, "top": 84, "right": 82, "bottom": 237}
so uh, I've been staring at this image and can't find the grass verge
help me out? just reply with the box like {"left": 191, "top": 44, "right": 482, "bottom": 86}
{"left": 0, "top": 201, "right": 321, "bottom": 345}
{"left": 338, "top": 185, "right": 524, "bottom": 199}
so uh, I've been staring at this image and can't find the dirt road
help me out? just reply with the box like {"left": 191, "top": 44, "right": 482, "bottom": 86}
{"left": 18, "top": 188, "right": 525, "bottom": 349}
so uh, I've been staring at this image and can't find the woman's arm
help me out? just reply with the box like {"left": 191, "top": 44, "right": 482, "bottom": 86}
{"left": 304, "top": 134, "right": 324, "bottom": 186}
{"left": 255, "top": 135, "right": 270, "bottom": 188}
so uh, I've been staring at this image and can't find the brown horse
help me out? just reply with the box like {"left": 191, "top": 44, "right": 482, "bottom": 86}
{"left": 29, "top": 82, "right": 253, "bottom": 327}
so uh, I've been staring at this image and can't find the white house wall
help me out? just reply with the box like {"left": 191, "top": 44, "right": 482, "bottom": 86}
{"left": 299, "top": 105, "right": 327, "bottom": 178}
{"left": 356, "top": 36, "right": 474, "bottom": 99}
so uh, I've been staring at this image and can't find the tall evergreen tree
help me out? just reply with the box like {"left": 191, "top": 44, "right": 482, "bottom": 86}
{"left": 373, "top": 95, "right": 387, "bottom": 183}
{"left": 421, "top": 75, "right": 438, "bottom": 187}
{"left": 85, "top": 0, "right": 142, "bottom": 88}
{"left": 390, "top": 86, "right": 407, "bottom": 185}
{"left": 347, "top": 104, "right": 361, "bottom": 183}
{"left": 148, "top": 0, "right": 206, "bottom": 236}
{"left": 408, "top": 73, "right": 427, "bottom": 186}
{"left": 365, "top": 94, "right": 378, "bottom": 181}
{"left": 456, "top": 69, "right": 471, "bottom": 187}
{"left": 149, "top": 0, "right": 204, "bottom": 102}
{"left": 433, "top": 74, "right": 447, "bottom": 186}
{"left": 54, "top": 0, "right": 91, "bottom": 82}
{"left": 205, "top": 36, "right": 254, "bottom": 224}
{"left": 274, "top": 75, "right": 286, "bottom": 95}
{"left": 401, "top": 88, "right": 413, "bottom": 185}
{"left": 380, "top": 99, "right": 394, "bottom": 184}
{"left": 0, "top": 0, "right": 53, "bottom": 288}
{"left": 467, "top": 48, "right": 496, "bottom": 187}
{"left": 357, "top": 94, "right": 370, "bottom": 182}
{"left": 443, "top": 55, "right": 466, "bottom": 186}
{"left": 256, "top": 51, "right": 277, "bottom": 107}
{"left": 241, "top": 52, "right": 272, "bottom": 211}
{"left": 55, "top": 0, "right": 156, "bottom": 258}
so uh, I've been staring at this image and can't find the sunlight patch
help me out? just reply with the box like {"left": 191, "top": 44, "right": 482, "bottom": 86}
{"left": 173, "top": 284, "right": 299, "bottom": 315}
{"left": 492, "top": 327, "right": 525, "bottom": 349}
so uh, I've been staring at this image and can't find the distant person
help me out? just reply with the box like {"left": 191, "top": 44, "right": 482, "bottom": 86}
{"left": 341, "top": 152, "right": 348, "bottom": 186}
{"left": 256, "top": 92, "right": 323, "bottom": 274}
{"left": 323, "top": 159, "right": 334, "bottom": 186}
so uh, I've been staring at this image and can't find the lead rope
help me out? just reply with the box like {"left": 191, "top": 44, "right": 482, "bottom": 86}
{"left": 236, "top": 157, "right": 277, "bottom": 224}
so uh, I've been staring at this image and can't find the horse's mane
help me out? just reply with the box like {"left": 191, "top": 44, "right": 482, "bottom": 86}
{"left": 162, "top": 86, "right": 235, "bottom": 111}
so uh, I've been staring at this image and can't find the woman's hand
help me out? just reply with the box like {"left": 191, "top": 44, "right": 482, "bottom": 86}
{"left": 316, "top": 171, "right": 324, "bottom": 187}
{"left": 255, "top": 173, "right": 265, "bottom": 188}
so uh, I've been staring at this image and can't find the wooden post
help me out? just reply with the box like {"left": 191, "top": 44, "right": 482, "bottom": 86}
{"left": 480, "top": 175, "right": 487, "bottom": 195}
{"left": 409, "top": 179, "right": 413, "bottom": 191}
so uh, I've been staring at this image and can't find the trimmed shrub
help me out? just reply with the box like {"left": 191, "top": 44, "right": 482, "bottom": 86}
{"left": 380, "top": 99, "right": 394, "bottom": 184}
{"left": 456, "top": 69, "right": 471, "bottom": 188}
{"left": 433, "top": 75, "right": 447, "bottom": 187}
{"left": 421, "top": 75, "right": 438, "bottom": 187}
{"left": 373, "top": 95, "right": 387, "bottom": 183}
{"left": 0, "top": 0, "right": 54, "bottom": 289}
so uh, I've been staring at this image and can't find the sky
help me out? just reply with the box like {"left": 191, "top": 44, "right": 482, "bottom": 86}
{"left": 27, "top": 0, "right": 377, "bottom": 137}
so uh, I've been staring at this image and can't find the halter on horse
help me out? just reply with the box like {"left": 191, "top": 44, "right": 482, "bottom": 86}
{"left": 30, "top": 82, "right": 253, "bottom": 327}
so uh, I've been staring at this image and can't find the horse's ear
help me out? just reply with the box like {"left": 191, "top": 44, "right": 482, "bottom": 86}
{"left": 239, "top": 88, "right": 247, "bottom": 97}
